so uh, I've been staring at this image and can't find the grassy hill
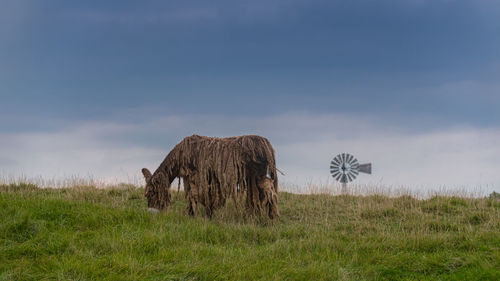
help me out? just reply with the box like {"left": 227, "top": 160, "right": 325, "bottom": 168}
{"left": 1, "top": 183, "right": 499, "bottom": 280}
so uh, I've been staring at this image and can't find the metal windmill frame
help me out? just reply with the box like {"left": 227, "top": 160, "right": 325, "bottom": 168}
{"left": 330, "top": 153, "right": 372, "bottom": 193}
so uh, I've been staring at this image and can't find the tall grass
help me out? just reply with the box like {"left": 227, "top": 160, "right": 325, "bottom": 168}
{"left": 281, "top": 180, "right": 488, "bottom": 199}
{"left": 0, "top": 174, "right": 490, "bottom": 198}
{"left": 1, "top": 182, "right": 499, "bottom": 280}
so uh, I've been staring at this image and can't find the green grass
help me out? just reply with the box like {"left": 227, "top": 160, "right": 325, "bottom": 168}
{"left": 1, "top": 183, "right": 499, "bottom": 281}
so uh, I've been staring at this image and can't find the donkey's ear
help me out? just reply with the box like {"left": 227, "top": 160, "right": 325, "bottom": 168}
{"left": 142, "top": 168, "right": 152, "bottom": 182}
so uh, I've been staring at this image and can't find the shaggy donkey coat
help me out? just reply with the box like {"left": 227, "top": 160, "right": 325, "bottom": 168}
{"left": 142, "top": 134, "right": 279, "bottom": 218}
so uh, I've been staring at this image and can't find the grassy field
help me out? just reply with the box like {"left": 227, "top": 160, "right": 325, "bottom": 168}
{"left": 1, "top": 183, "right": 499, "bottom": 281}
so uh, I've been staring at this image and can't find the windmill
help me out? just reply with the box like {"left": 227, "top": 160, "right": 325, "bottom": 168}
{"left": 330, "top": 153, "right": 372, "bottom": 193}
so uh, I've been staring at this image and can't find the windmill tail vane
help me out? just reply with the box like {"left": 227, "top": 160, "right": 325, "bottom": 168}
{"left": 358, "top": 163, "right": 372, "bottom": 174}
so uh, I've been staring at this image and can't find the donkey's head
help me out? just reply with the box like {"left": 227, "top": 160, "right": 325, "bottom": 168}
{"left": 142, "top": 168, "right": 172, "bottom": 211}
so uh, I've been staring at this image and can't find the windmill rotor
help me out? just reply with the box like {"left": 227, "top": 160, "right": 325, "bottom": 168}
{"left": 330, "top": 153, "right": 372, "bottom": 186}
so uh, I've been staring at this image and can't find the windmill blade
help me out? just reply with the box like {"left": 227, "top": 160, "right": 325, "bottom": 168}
{"left": 336, "top": 173, "right": 343, "bottom": 182}
{"left": 351, "top": 169, "right": 359, "bottom": 176}
{"left": 349, "top": 156, "right": 358, "bottom": 166}
{"left": 348, "top": 154, "right": 356, "bottom": 165}
{"left": 340, "top": 174, "right": 347, "bottom": 183}
{"left": 349, "top": 173, "right": 357, "bottom": 182}
{"left": 347, "top": 173, "right": 353, "bottom": 182}
{"left": 345, "top": 154, "right": 352, "bottom": 163}
{"left": 358, "top": 163, "right": 372, "bottom": 174}
{"left": 332, "top": 158, "right": 340, "bottom": 166}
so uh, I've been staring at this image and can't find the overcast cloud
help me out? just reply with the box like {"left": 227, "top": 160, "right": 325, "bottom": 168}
{"left": 1, "top": 0, "right": 499, "bottom": 194}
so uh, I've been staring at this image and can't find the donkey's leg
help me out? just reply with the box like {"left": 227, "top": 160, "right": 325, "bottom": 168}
{"left": 205, "top": 203, "right": 213, "bottom": 218}
{"left": 187, "top": 195, "right": 198, "bottom": 217}
{"left": 257, "top": 177, "right": 280, "bottom": 219}
{"left": 185, "top": 179, "right": 199, "bottom": 217}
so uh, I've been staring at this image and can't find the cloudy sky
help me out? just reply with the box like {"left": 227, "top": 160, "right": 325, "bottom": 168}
{"left": 1, "top": 0, "right": 499, "bottom": 193}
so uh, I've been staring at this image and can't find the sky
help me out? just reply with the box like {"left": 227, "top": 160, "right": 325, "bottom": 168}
{"left": 1, "top": 0, "right": 499, "bottom": 194}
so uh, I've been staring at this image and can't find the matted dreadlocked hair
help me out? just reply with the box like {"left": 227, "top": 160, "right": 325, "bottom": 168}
{"left": 142, "top": 134, "right": 279, "bottom": 218}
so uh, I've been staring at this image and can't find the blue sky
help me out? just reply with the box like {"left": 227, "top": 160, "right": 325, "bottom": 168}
{"left": 1, "top": 0, "right": 499, "bottom": 193}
